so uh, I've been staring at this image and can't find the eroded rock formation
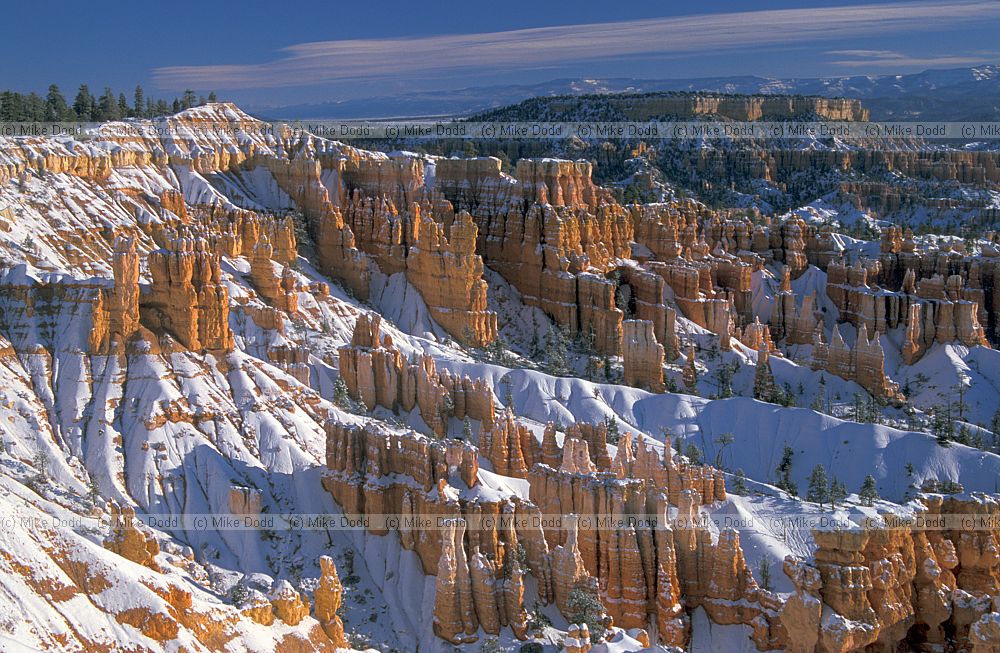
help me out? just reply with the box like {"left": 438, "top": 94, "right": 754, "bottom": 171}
{"left": 406, "top": 210, "right": 497, "bottom": 347}
{"left": 313, "top": 556, "right": 347, "bottom": 646}
{"left": 622, "top": 319, "right": 665, "bottom": 392}
{"left": 337, "top": 314, "right": 495, "bottom": 435}
{"left": 103, "top": 502, "right": 160, "bottom": 570}
{"left": 781, "top": 495, "right": 1000, "bottom": 652}
{"left": 143, "top": 234, "right": 234, "bottom": 351}
{"left": 811, "top": 323, "right": 904, "bottom": 402}
{"left": 827, "top": 260, "right": 990, "bottom": 363}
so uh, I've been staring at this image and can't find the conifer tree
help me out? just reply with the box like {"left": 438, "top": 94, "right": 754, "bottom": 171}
{"left": 758, "top": 558, "right": 772, "bottom": 591}
{"left": 333, "top": 376, "right": 352, "bottom": 409}
{"left": 859, "top": 475, "right": 879, "bottom": 506}
{"left": 73, "top": 84, "right": 93, "bottom": 120}
{"left": 807, "top": 464, "right": 830, "bottom": 505}
{"left": 98, "top": 87, "right": 119, "bottom": 121}
{"left": 829, "top": 478, "right": 847, "bottom": 507}
{"left": 45, "top": 85, "right": 72, "bottom": 121}
{"left": 753, "top": 345, "right": 775, "bottom": 402}
{"left": 545, "top": 325, "right": 569, "bottom": 376}
{"left": 134, "top": 85, "right": 145, "bottom": 117}
{"left": 732, "top": 469, "right": 749, "bottom": 495}
{"left": 775, "top": 444, "right": 797, "bottom": 496}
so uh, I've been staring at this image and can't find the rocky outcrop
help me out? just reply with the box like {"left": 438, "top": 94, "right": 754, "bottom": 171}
{"left": 313, "top": 556, "right": 347, "bottom": 646}
{"left": 322, "top": 418, "right": 535, "bottom": 643}
{"left": 778, "top": 556, "right": 823, "bottom": 653}
{"left": 435, "top": 159, "right": 631, "bottom": 355}
{"left": 770, "top": 266, "right": 819, "bottom": 344}
{"left": 777, "top": 495, "right": 1000, "bottom": 652}
{"left": 617, "top": 266, "right": 678, "bottom": 357}
{"left": 621, "top": 319, "right": 665, "bottom": 392}
{"left": 682, "top": 344, "right": 698, "bottom": 392}
{"left": 106, "top": 236, "right": 141, "bottom": 349}
{"left": 103, "top": 502, "right": 160, "bottom": 570}
{"left": 250, "top": 237, "right": 299, "bottom": 314}
{"left": 737, "top": 317, "right": 778, "bottom": 354}
{"left": 337, "top": 314, "right": 495, "bottom": 435}
{"left": 405, "top": 210, "right": 498, "bottom": 347}
{"left": 228, "top": 486, "right": 262, "bottom": 516}
{"left": 479, "top": 408, "right": 538, "bottom": 478}
{"left": 563, "top": 624, "right": 593, "bottom": 653}
{"left": 811, "top": 323, "right": 904, "bottom": 402}
{"left": 827, "top": 260, "right": 991, "bottom": 363}
{"left": 526, "top": 439, "right": 730, "bottom": 646}
{"left": 550, "top": 515, "right": 599, "bottom": 616}
{"left": 143, "top": 234, "right": 234, "bottom": 351}
{"left": 547, "top": 93, "right": 869, "bottom": 121}
{"left": 433, "top": 519, "right": 478, "bottom": 643}
{"left": 268, "top": 580, "right": 309, "bottom": 626}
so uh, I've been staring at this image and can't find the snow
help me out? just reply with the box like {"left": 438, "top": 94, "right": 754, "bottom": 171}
{"left": 0, "top": 103, "right": 998, "bottom": 652}
{"left": 688, "top": 608, "right": 757, "bottom": 653}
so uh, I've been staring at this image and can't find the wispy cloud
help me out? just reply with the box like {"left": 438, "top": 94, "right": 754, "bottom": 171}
{"left": 154, "top": 1, "right": 1000, "bottom": 90}
{"left": 826, "top": 48, "right": 997, "bottom": 68}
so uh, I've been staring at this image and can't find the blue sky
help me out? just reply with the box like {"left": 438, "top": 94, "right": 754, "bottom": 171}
{"left": 3, "top": 0, "right": 1000, "bottom": 105}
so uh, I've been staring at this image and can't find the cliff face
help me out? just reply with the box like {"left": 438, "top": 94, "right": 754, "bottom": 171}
{"left": 780, "top": 495, "right": 1000, "bottom": 653}
{"left": 811, "top": 323, "right": 904, "bottom": 402}
{"left": 622, "top": 319, "right": 665, "bottom": 392}
{"left": 826, "top": 259, "right": 991, "bottom": 364}
{"left": 541, "top": 94, "right": 868, "bottom": 121}
{"left": 144, "top": 234, "right": 235, "bottom": 352}
{"left": 435, "top": 158, "right": 631, "bottom": 355}
{"left": 337, "top": 314, "right": 495, "bottom": 436}
{"left": 405, "top": 210, "right": 498, "bottom": 347}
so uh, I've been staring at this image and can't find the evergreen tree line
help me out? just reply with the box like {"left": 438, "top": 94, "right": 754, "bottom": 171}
{"left": 0, "top": 84, "right": 219, "bottom": 122}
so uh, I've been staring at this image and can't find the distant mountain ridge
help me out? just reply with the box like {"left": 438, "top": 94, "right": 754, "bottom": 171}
{"left": 255, "top": 64, "right": 1000, "bottom": 120}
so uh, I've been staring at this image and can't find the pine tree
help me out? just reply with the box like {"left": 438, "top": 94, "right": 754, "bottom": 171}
{"left": 714, "top": 432, "right": 735, "bottom": 468}
{"left": 684, "top": 442, "right": 703, "bottom": 465}
{"left": 333, "top": 376, "right": 352, "bottom": 409}
{"left": 567, "top": 586, "right": 606, "bottom": 644}
{"left": 133, "top": 85, "right": 145, "bottom": 118}
{"left": 45, "top": 84, "right": 72, "bottom": 121}
{"left": 715, "top": 362, "right": 734, "bottom": 399}
{"left": 118, "top": 92, "right": 130, "bottom": 118}
{"left": 182, "top": 89, "right": 197, "bottom": 109}
{"left": 933, "top": 412, "right": 953, "bottom": 447}
{"left": 545, "top": 325, "right": 569, "bottom": 376}
{"left": 73, "top": 84, "right": 94, "bottom": 120}
{"left": 604, "top": 416, "right": 620, "bottom": 445}
{"left": 501, "top": 377, "right": 514, "bottom": 408}
{"left": 753, "top": 347, "right": 775, "bottom": 402}
{"left": 807, "top": 464, "right": 830, "bottom": 506}
{"left": 758, "top": 558, "right": 772, "bottom": 591}
{"left": 775, "top": 444, "right": 797, "bottom": 496}
{"left": 859, "top": 475, "right": 879, "bottom": 506}
{"left": 98, "top": 87, "right": 119, "bottom": 121}
{"left": 732, "top": 469, "right": 749, "bottom": 495}
{"left": 172, "top": 98, "right": 181, "bottom": 113}
{"left": 460, "top": 417, "right": 473, "bottom": 441}
{"left": 88, "top": 477, "right": 101, "bottom": 506}
{"left": 208, "top": 90, "right": 218, "bottom": 103}
{"left": 829, "top": 478, "right": 847, "bottom": 507}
